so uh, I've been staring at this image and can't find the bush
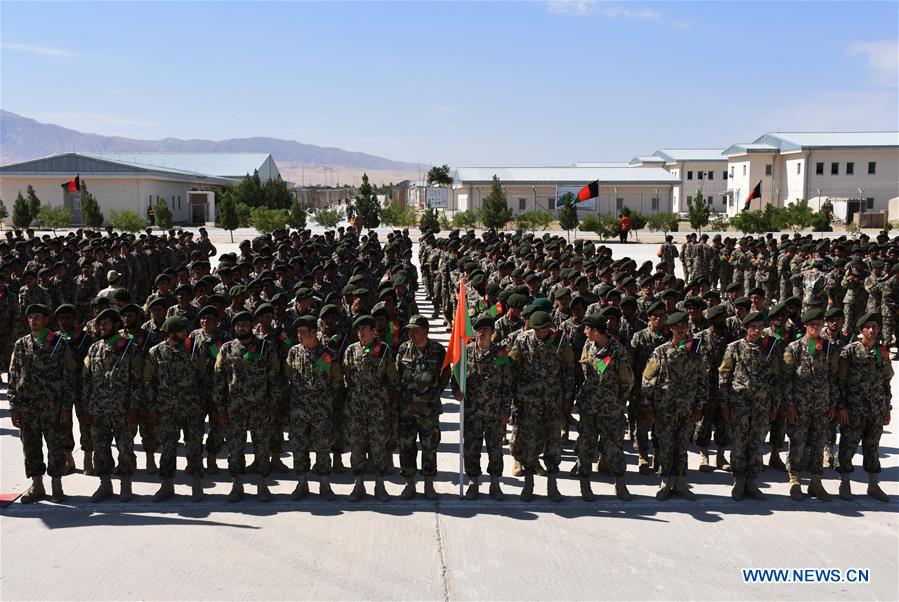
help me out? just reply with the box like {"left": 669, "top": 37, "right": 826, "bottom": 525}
{"left": 236, "top": 202, "right": 253, "bottom": 228}
{"left": 419, "top": 208, "right": 440, "bottom": 233}
{"left": 579, "top": 214, "right": 600, "bottom": 232}
{"left": 34, "top": 205, "right": 72, "bottom": 232}
{"left": 108, "top": 209, "right": 147, "bottom": 233}
{"left": 451, "top": 210, "right": 479, "bottom": 229}
{"left": 155, "top": 199, "right": 174, "bottom": 230}
{"left": 380, "top": 201, "right": 418, "bottom": 228}
{"left": 647, "top": 212, "right": 679, "bottom": 234}
{"left": 515, "top": 211, "right": 553, "bottom": 233}
{"left": 846, "top": 222, "right": 860, "bottom": 238}
{"left": 628, "top": 210, "right": 648, "bottom": 231}
{"left": 287, "top": 200, "right": 307, "bottom": 229}
{"left": 312, "top": 207, "right": 342, "bottom": 229}
{"left": 709, "top": 213, "right": 730, "bottom": 232}
{"left": 12, "top": 191, "right": 32, "bottom": 228}
{"left": 250, "top": 207, "right": 288, "bottom": 234}
{"left": 80, "top": 185, "right": 104, "bottom": 227}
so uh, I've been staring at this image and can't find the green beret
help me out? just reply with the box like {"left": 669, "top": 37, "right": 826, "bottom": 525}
{"left": 683, "top": 296, "right": 706, "bottom": 309}
{"left": 473, "top": 313, "right": 496, "bottom": 330}
{"left": 54, "top": 304, "right": 76, "bottom": 317}
{"left": 666, "top": 311, "right": 688, "bottom": 326}
{"left": 553, "top": 287, "right": 571, "bottom": 299}
{"left": 25, "top": 304, "right": 51, "bottom": 317}
{"left": 598, "top": 306, "right": 622, "bottom": 319}
{"left": 646, "top": 301, "right": 665, "bottom": 315}
{"left": 353, "top": 314, "right": 376, "bottom": 330}
{"left": 154, "top": 274, "right": 169, "bottom": 285}
{"left": 231, "top": 311, "right": 254, "bottom": 325}
{"left": 294, "top": 315, "right": 318, "bottom": 330}
{"left": 198, "top": 305, "right": 218, "bottom": 319}
{"left": 120, "top": 303, "right": 142, "bottom": 316}
{"left": 801, "top": 308, "right": 825, "bottom": 323}
{"left": 824, "top": 307, "right": 844, "bottom": 320}
{"left": 229, "top": 285, "right": 246, "bottom": 297}
{"left": 582, "top": 314, "right": 606, "bottom": 330}
{"left": 732, "top": 296, "right": 751, "bottom": 309}
{"left": 529, "top": 311, "right": 552, "bottom": 330}
{"left": 406, "top": 315, "right": 429, "bottom": 329}
{"left": 856, "top": 312, "right": 882, "bottom": 328}
{"left": 705, "top": 304, "right": 727, "bottom": 320}
{"left": 741, "top": 311, "right": 765, "bottom": 326}
{"left": 148, "top": 297, "right": 168, "bottom": 310}
{"left": 95, "top": 308, "right": 121, "bottom": 324}
{"left": 254, "top": 303, "right": 274, "bottom": 317}
{"left": 521, "top": 304, "right": 537, "bottom": 318}
{"left": 532, "top": 298, "right": 553, "bottom": 312}
{"left": 162, "top": 316, "right": 190, "bottom": 335}
{"left": 767, "top": 303, "right": 787, "bottom": 320}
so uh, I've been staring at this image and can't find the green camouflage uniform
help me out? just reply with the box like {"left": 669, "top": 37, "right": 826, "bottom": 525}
{"left": 343, "top": 339, "right": 397, "bottom": 476}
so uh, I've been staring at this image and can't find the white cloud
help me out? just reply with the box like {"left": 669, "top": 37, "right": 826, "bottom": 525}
{"left": 848, "top": 40, "right": 898, "bottom": 86}
{"left": 547, "top": 1, "right": 662, "bottom": 21}
{"left": 2, "top": 43, "right": 73, "bottom": 58}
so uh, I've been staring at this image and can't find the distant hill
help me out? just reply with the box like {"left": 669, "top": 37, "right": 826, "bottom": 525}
{"left": 0, "top": 111, "right": 426, "bottom": 179}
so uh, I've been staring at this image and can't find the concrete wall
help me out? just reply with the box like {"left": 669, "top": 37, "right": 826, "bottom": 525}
{"left": 669, "top": 161, "right": 728, "bottom": 213}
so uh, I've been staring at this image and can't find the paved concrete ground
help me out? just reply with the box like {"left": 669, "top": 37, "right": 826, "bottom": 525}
{"left": 1, "top": 237, "right": 897, "bottom": 601}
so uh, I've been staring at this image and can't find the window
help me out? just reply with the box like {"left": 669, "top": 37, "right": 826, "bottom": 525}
{"left": 156, "top": 195, "right": 160, "bottom": 202}
{"left": 797, "top": 163, "right": 801, "bottom": 175}
{"left": 651, "top": 197, "right": 659, "bottom": 210}
{"left": 178, "top": 195, "right": 182, "bottom": 210}
{"left": 698, "top": 171, "right": 704, "bottom": 180}
{"left": 867, "top": 198, "right": 874, "bottom": 209}
{"left": 687, "top": 196, "right": 693, "bottom": 204}
{"left": 707, "top": 195, "right": 714, "bottom": 204}
{"left": 687, "top": 171, "right": 693, "bottom": 180}
{"left": 765, "top": 164, "right": 772, "bottom": 176}
{"left": 846, "top": 162, "right": 854, "bottom": 175}
{"left": 149, "top": 195, "right": 153, "bottom": 205}
{"left": 616, "top": 198, "right": 623, "bottom": 210}
{"left": 868, "top": 162, "right": 876, "bottom": 174}
{"left": 723, "top": 171, "right": 728, "bottom": 179}
{"left": 831, "top": 162, "right": 839, "bottom": 175}
{"left": 816, "top": 162, "right": 824, "bottom": 175}
{"left": 518, "top": 198, "right": 526, "bottom": 210}
{"left": 729, "top": 167, "right": 734, "bottom": 178}
{"left": 707, "top": 171, "right": 713, "bottom": 180}
{"left": 742, "top": 165, "right": 747, "bottom": 176}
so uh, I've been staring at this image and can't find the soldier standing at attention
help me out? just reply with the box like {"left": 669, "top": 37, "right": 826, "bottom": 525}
{"left": 836, "top": 312, "right": 892, "bottom": 502}
{"left": 8, "top": 304, "right": 77, "bottom": 503}
{"left": 189, "top": 305, "right": 232, "bottom": 474}
{"left": 214, "top": 311, "right": 281, "bottom": 502}
{"left": 284, "top": 315, "right": 342, "bottom": 502}
{"left": 55, "top": 304, "right": 94, "bottom": 476}
{"left": 641, "top": 311, "right": 706, "bottom": 501}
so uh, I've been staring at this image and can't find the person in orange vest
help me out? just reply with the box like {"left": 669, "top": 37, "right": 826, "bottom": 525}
{"left": 619, "top": 212, "right": 631, "bottom": 243}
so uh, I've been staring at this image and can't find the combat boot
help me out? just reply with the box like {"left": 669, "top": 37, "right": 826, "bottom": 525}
{"left": 838, "top": 474, "right": 853, "bottom": 501}
{"left": 91, "top": 477, "right": 113, "bottom": 503}
{"left": 191, "top": 475, "right": 204, "bottom": 502}
{"left": 638, "top": 457, "right": 653, "bottom": 475}
{"left": 146, "top": 452, "right": 158, "bottom": 475}
{"left": 21, "top": 477, "right": 45, "bottom": 504}
{"left": 715, "top": 450, "right": 731, "bottom": 472}
{"left": 731, "top": 476, "right": 745, "bottom": 501}
{"left": 579, "top": 477, "right": 595, "bottom": 502}
{"left": 257, "top": 476, "right": 273, "bottom": 502}
{"left": 489, "top": 476, "right": 504, "bottom": 501}
{"left": 867, "top": 473, "right": 889, "bottom": 503}
{"left": 767, "top": 451, "right": 786, "bottom": 472}
{"left": 349, "top": 477, "right": 366, "bottom": 502}
{"left": 319, "top": 476, "right": 336, "bottom": 501}
{"left": 511, "top": 459, "right": 524, "bottom": 477}
{"left": 698, "top": 448, "right": 712, "bottom": 473}
{"left": 520, "top": 473, "right": 534, "bottom": 502}
{"left": 205, "top": 452, "right": 219, "bottom": 475}
{"left": 153, "top": 479, "right": 175, "bottom": 502}
{"left": 789, "top": 472, "right": 805, "bottom": 501}
{"left": 673, "top": 477, "right": 696, "bottom": 501}
{"left": 374, "top": 477, "right": 390, "bottom": 502}
{"left": 290, "top": 475, "right": 309, "bottom": 501}
{"left": 228, "top": 476, "right": 244, "bottom": 502}
{"left": 424, "top": 476, "right": 438, "bottom": 500}
{"left": 808, "top": 474, "right": 831, "bottom": 501}
{"left": 465, "top": 478, "right": 479, "bottom": 500}
{"left": 119, "top": 477, "right": 133, "bottom": 502}
{"left": 744, "top": 479, "right": 766, "bottom": 500}
{"left": 547, "top": 475, "right": 562, "bottom": 503}
{"left": 614, "top": 476, "right": 632, "bottom": 501}
{"left": 656, "top": 477, "right": 671, "bottom": 501}
{"left": 400, "top": 476, "right": 416, "bottom": 500}
{"left": 50, "top": 477, "right": 65, "bottom": 503}
{"left": 64, "top": 451, "right": 77, "bottom": 475}
{"left": 270, "top": 453, "right": 290, "bottom": 474}
{"left": 83, "top": 452, "right": 95, "bottom": 476}
{"left": 332, "top": 453, "right": 346, "bottom": 474}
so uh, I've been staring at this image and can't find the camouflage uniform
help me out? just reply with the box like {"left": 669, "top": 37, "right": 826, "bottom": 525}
{"left": 395, "top": 339, "right": 450, "bottom": 478}
{"left": 343, "top": 340, "right": 397, "bottom": 475}
{"left": 8, "top": 330, "right": 77, "bottom": 478}
{"left": 0, "top": 288, "right": 19, "bottom": 373}
{"left": 880, "top": 274, "right": 899, "bottom": 348}
{"left": 125, "top": 328, "right": 163, "bottom": 461}
{"left": 454, "top": 341, "right": 512, "bottom": 478}
{"left": 213, "top": 337, "right": 282, "bottom": 477}
{"left": 82, "top": 335, "right": 144, "bottom": 477}
{"left": 836, "top": 342, "right": 893, "bottom": 475}
{"left": 285, "top": 341, "right": 343, "bottom": 475}
{"left": 190, "top": 327, "right": 232, "bottom": 457}
{"left": 508, "top": 330, "right": 576, "bottom": 475}
{"left": 641, "top": 338, "right": 708, "bottom": 477}
{"left": 693, "top": 326, "right": 735, "bottom": 450}
{"left": 629, "top": 327, "right": 668, "bottom": 466}
{"left": 577, "top": 338, "right": 634, "bottom": 477}
{"left": 718, "top": 337, "right": 780, "bottom": 479}
{"left": 143, "top": 339, "right": 207, "bottom": 479}
{"left": 59, "top": 328, "right": 94, "bottom": 455}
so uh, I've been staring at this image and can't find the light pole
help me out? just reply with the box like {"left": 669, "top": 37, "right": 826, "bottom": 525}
{"left": 532, "top": 185, "right": 537, "bottom": 212}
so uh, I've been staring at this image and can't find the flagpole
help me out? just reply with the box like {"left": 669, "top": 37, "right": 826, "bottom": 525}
{"left": 458, "top": 340, "right": 466, "bottom": 499}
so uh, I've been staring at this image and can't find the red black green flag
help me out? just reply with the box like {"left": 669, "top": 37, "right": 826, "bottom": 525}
{"left": 741, "top": 181, "right": 761, "bottom": 212}
{"left": 61, "top": 176, "right": 80, "bottom": 192}
{"left": 577, "top": 180, "right": 600, "bottom": 202}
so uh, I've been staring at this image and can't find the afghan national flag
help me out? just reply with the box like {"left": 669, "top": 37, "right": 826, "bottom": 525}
{"left": 386, "top": 320, "right": 400, "bottom": 346}
{"left": 741, "top": 181, "right": 761, "bottom": 212}
{"left": 487, "top": 302, "right": 503, "bottom": 317}
{"left": 316, "top": 351, "right": 333, "bottom": 373}
{"left": 577, "top": 180, "right": 600, "bottom": 202}
{"left": 278, "top": 331, "right": 294, "bottom": 348}
{"left": 594, "top": 355, "right": 612, "bottom": 374}
{"left": 243, "top": 344, "right": 261, "bottom": 360}
{"left": 441, "top": 278, "right": 473, "bottom": 387}
{"left": 494, "top": 347, "right": 510, "bottom": 367}
{"left": 61, "top": 176, "right": 80, "bottom": 192}
{"left": 807, "top": 338, "right": 823, "bottom": 357}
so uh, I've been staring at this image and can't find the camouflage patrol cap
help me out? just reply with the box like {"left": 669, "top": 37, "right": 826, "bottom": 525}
{"left": 162, "top": 316, "right": 190, "bottom": 335}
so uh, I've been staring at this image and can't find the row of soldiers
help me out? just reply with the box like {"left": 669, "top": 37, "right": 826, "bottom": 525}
{"left": 420, "top": 228, "right": 893, "bottom": 502}
{"left": 2, "top": 225, "right": 894, "bottom": 503}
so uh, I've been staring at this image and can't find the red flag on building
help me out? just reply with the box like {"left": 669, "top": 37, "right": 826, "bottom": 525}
{"left": 741, "top": 181, "right": 761, "bottom": 212}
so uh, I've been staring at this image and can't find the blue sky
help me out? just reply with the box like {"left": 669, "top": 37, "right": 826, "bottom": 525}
{"left": 2, "top": 1, "right": 897, "bottom": 166}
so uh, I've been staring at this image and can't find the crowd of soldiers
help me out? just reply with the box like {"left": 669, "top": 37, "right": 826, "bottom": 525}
{"left": 0, "top": 223, "right": 893, "bottom": 505}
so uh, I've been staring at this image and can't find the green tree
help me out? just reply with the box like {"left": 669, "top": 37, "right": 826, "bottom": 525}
{"left": 0, "top": 198, "right": 8, "bottom": 228}
{"left": 263, "top": 177, "right": 293, "bottom": 209}
{"left": 426, "top": 164, "right": 454, "bottom": 186}
{"left": 515, "top": 210, "right": 553, "bottom": 233}
{"left": 419, "top": 208, "right": 440, "bottom": 233}
{"left": 250, "top": 207, "right": 288, "bottom": 234}
{"left": 451, "top": 210, "right": 479, "bottom": 229}
{"left": 579, "top": 214, "right": 600, "bottom": 233}
{"left": 155, "top": 199, "right": 174, "bottom": 230}
{"left": 12, "top": 191, "right": 32, "bottom": 228}
{"left": 313, "top": 207, "right": 342, "bottom": 229}
{"left": 687, "top": 190, "right": 711, "bottom": 232}
{"left": 35, "top": 205, "right": 72, "bottom": 233}
{"left": 379, "top": 200, "right": 403, "bottom": 227}
{"left": 353, "top": 173, "right": 381, "bottom": 230}
{"left": 80, "top": 183, "right": 104, "bottom": 227}
{"left": 218, "top": 194, "right": 240, "bottom": 242}
{"left": 108, "top": 209, "right": 147, "bottom": 233}
{"left": 709, "top": 213, "right": 730, "bottom": 232}
{"left": 783, "top": 199, "right": 814, "bottom": 232}
{"left": 479, "top": 175, "right": 512, "bottom": 229}
{"left": 25, "top": 185, "right": 41, "bottom": 221}
{"left": 647, "top": 212, "right": 680, "bottom": 235}
{"left": 557, "top": 192, "right": 579, "bottom": 240}
{"left": 287, "top": 199, "right": 307, "bottom": 230}
{"left": 438, "top": 212, "right": 452, "bottom": 231}
{"left": 233, "top": 171, "right": 265, "bottom": 207}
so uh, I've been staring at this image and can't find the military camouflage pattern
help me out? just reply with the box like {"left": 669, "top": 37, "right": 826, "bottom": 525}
{"left": 343, "top": 339, "right": 397, "bottom": 476}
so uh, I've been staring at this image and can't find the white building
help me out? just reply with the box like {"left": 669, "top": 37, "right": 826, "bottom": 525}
{"left": 451, "top": 166, "right": 679, "bottom": 216}
{"left": 722, "top": 132, "right": 899, "bottom": 220}
{"left": 0, "top": 152, "right": 280, "bottom": 226}
{"left": 630, "top": 149, "right": 728, "bottom": 214}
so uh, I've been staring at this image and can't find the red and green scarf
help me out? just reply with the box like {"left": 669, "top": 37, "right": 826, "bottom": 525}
{"left": 386, "top": 320, "right": 400, "bottom": 346}
{"left": 594, "top": 354, "right": 613, "bottom": 374}
{"left": 33, "top": 328, "right": 56, "bottom": 348}
{"left": 363, "top": 341, "right": 384, "bottom": 358}
{"left": 243, "top": 343, "right": 262, "bottom": 360}
{"left": 494, "top": 347, "right": 510, "bottom": 367}
{"left": 106, "top": 333, "right": 128, "bottom": 353}
{"left": 807, "top": 338, "right": 823, "bottom": 357}
{"left": 315, "top": 351, "right": 333, "bottom": 373}
{"left": 278, "top": 331, "right": 294, "bottom": 348}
